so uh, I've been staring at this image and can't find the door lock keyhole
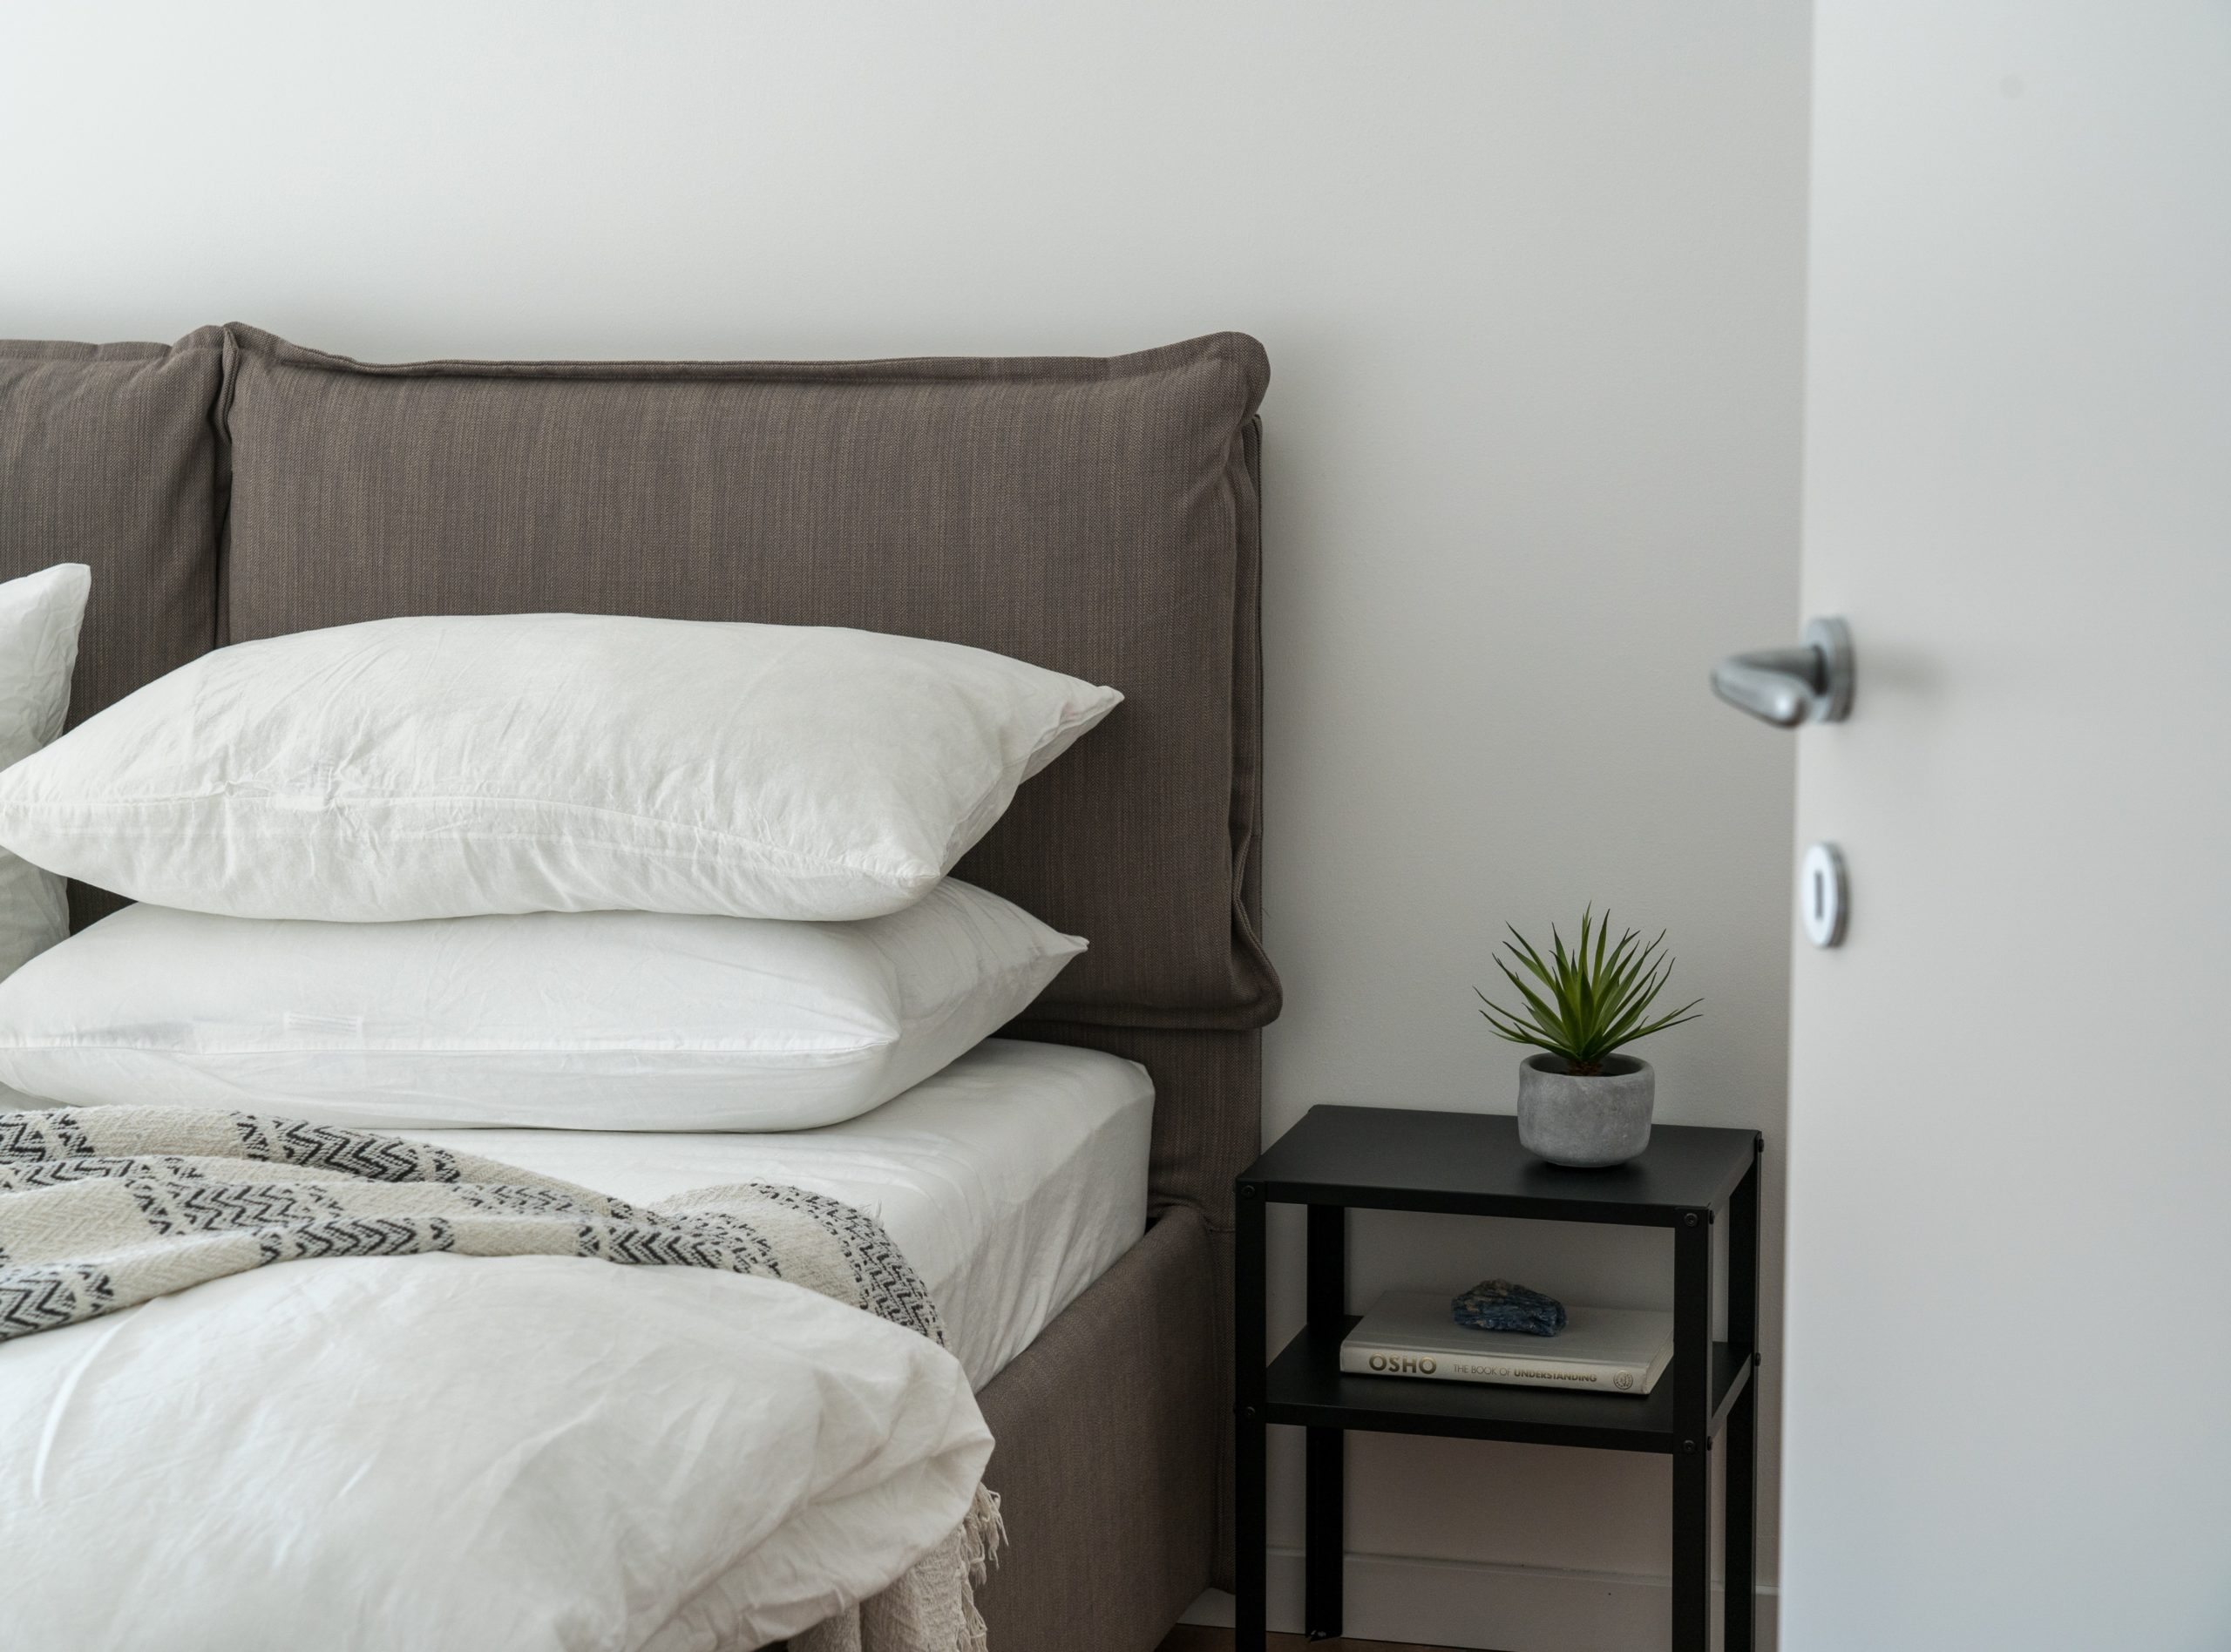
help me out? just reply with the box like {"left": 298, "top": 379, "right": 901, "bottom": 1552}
{"left": 1802, "top": 843, "right": 1848, "bottom": 948}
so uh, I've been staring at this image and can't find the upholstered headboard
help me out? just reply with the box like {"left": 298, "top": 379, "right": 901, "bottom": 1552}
{"left": 214, "top": 324, "right": 1276, "bottom": 1034}
{"left": 0, "top": 323, "right": 1275, "bottom": 1235}
{"left": 0, "top": 334, "right": 225, "bottom": 731}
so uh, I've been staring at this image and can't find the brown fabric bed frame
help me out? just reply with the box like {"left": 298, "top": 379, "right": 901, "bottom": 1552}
{"left": 0, "top": 326, "right": 1278, "bottom": 1652}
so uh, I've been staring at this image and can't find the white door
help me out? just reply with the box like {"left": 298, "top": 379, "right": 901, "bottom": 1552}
{"left": 1778, "top": 5, "right": 2231, "bottom": 1648}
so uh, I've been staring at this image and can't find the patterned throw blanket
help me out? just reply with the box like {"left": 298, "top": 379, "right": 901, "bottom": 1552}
{"left": 0, "top": 1105, "right": 1001, "bottom": 1652}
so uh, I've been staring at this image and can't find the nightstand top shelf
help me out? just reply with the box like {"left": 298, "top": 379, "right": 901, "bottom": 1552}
{"left": 1239, "top": 1104, "right": 1760, "bottom": 1225}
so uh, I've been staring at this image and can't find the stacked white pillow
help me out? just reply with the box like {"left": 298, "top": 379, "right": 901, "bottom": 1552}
{"left": 0, "top": 613, "right": 1118, "bottom": 1130}
{"left": 0, "top": 565, "right": 92, "bottom": 979}
{"left": 0, "top": 613, "right": 1115, "bottom": 923}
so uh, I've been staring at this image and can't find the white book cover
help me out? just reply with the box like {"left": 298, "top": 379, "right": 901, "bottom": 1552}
{"left": 1340, "top": 1290, "right": 1676, "bottom": 1396}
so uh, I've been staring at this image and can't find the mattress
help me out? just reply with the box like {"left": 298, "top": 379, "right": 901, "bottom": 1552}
{"left": 404, "top": 1037, "right": 1154, "bottom": 1388}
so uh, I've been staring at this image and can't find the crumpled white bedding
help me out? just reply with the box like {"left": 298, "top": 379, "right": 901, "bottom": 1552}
{"left": 0, "top": 1229, "right": 987, "bottom": 1652}
{"left": 0, "top": 1039, "right": 1156, "bottom": 1651}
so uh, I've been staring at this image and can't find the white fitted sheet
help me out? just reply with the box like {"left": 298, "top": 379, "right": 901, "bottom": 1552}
{"left": 405, "top": 1038, "right": 1154, "bottom": 1388}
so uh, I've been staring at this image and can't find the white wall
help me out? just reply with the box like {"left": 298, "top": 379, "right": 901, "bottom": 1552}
{"left": 0, "top": 4, "right": 1809, "bottom": 1644}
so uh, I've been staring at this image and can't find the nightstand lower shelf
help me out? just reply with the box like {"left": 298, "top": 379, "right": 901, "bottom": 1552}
{"left": 1264, "top": 1317, "right": 1755, "bottom": 1453}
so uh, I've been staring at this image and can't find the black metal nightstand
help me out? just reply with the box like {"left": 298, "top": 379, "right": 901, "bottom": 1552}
{"left": 1234, "top": 1105, "right": 1763, "bottom": 1652}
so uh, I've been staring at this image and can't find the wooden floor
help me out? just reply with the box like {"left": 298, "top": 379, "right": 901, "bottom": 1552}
{"left": 1156, "top": 1628, "right": 1466, "bottom": 1652}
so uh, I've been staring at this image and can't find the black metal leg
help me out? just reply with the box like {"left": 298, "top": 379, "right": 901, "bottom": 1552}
{"left": 1305, "top": 1428, "right": 1343, "bottom": 1639}
{"left": 1671, "top": 1211, "right": 1712, "bottom": 1652}
{"left": 1236, "top": 1411, "right": 1267, "bottom": 1651}
{"left": 1725, "top": 1380, "right": 1758, "bottom": 1652}
{"left": 1724, "top": 1147, "right": 1763, "bottom": 1652}
{"left": 1303, "top": 1204, "right": 1346, "bottom": 1639}
{"left": 1672, "top": 1444, "right": 1711, "bottom": 1652}
{"left": 1235, "top": 1181, "right": 1268, "bottom": 1652}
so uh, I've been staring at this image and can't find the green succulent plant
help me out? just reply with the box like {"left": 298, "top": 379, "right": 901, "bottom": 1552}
{"left": 1476, "top": 907, "right": 1701, "bottom": 1075}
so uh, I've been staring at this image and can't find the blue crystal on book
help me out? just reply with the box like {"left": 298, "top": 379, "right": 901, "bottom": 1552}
{"left": 1451, "top": 1278, "right": 1566, "bottom": 1337}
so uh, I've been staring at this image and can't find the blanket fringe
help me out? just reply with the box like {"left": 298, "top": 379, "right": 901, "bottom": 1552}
{"left": 793, "top": 1482, "right": 1003, "bottom": 1652}
{"left": 955, "top": 1485, "right": 1005, "bottom": 1652}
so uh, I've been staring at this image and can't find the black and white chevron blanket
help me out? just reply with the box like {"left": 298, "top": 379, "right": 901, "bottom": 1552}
{"left": 0, "top": 1105, "right": 1001, "bottom": 1652}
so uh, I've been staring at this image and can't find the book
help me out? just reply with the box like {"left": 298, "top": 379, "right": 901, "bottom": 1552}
{"left": 1340, "top": 1290, "right": 1675, "bottom": 1396}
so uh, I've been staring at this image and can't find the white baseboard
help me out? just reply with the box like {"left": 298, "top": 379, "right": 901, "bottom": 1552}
{"left": 1183, "top": 1549, "right": 1779, "bottom": 1652}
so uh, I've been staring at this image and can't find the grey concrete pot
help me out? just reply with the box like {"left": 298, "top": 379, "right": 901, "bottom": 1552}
{"left": 1516, "top": 1053, "right": 1654, "bottom": 1168}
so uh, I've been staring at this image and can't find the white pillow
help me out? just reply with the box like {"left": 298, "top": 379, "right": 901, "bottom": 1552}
{"left": 0, "top": 613, "right": 1120, "bottom": 923}
{"left": 0, "top": 878, "right": 1083, "bottom": 1132}
{"left": 0, "top": 563, "right": 92, "bottom": 978}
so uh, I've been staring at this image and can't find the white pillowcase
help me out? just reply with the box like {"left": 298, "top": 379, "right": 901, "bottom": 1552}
{"left": 0, "top": 563, "right": 91, "bottom": 979}
{"left": 0, "top": 879, "right": 1084, "bottom": 1131}
{"left": 0, "top": 613, "right": 1120, "bottom": 923}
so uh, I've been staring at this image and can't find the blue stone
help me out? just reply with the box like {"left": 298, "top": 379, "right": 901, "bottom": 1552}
{"left": 1452, "top": 1278, "right": 1566, "bottom": 1337}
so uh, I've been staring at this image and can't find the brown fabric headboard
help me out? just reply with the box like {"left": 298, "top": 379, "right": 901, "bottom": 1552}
{"left": 0, "top": 333, "right": 225, "bottom": 728}
{"left": 217, "top": 324, "right": 1278, "bottom": 1033}
{"left": 0, "top": 331, "right": 227, "bottom": 931}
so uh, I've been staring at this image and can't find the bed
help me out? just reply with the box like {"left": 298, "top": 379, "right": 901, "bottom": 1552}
{"left": 0, "top": 323, "right": 1277, "bottom": 1652}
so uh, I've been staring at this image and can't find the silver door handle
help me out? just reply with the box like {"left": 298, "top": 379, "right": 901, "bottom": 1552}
{"left": 1712, "top": 617, "right": 1854, "bottom": 726}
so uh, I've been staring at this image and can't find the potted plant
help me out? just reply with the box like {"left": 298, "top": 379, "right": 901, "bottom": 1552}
{"left": 1476, "top": 908, "right": 1702, "bottom": 1168}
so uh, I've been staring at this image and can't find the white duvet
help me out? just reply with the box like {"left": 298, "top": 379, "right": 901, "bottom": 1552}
{"left": 0, "top": 1249, "right": 990, "bottom": 1651}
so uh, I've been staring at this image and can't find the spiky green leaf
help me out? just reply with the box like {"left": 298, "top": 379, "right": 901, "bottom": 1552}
{"left": 1472, "top": 909, "right": 1703, "bottom": 1066}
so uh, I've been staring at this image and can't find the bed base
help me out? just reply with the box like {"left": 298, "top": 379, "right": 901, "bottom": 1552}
{"left": 972, "top": 1206, "right": 1217, "bottom": 1652}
